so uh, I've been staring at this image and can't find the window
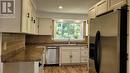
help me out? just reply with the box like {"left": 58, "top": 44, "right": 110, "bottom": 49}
{"left": 54, "top": 19, "right": 85, "bottom": 41}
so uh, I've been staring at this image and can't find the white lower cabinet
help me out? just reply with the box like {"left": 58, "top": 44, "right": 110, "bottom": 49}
{"left": 3, "top": 62, "right": 42, "bottom": 73}
{"left": 0, "top": 57, "right": 3, "bottom": 73}
{"left": 71, "top": 49, "right": 80, "bottom": 63}
{"left": 61, "top": 49, "right": 71, "bottom": 64}
{"left": 60, "top": 46, "right": 88, "bottom": 65}
{"left": 80, "top": 47, "right": 89, "bottom": 63}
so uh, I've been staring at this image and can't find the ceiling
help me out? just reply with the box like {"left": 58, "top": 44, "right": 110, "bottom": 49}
{"left": 37, "top": 0, "right": 100, "bottom": 14}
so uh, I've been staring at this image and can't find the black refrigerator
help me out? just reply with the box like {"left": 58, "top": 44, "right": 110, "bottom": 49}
{"left": 89, "top": 6, "right": 127, "bottom": 73}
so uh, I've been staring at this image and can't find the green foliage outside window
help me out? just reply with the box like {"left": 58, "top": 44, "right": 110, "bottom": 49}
{"left": 54, "top": 21, "right": 84, "bottom": 40}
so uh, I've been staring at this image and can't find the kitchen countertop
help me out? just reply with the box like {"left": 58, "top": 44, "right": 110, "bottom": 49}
{"left": 1, "top": 45, "right": 45, "bottom": 63}
{"left": 45, "top": 44, "right": 88, "bottom": 46}
{"left": 1, "top": 43, "right": 87, "bottom": 63}
{"left": 27, "top": 43, "right": 88, "bottom": 47}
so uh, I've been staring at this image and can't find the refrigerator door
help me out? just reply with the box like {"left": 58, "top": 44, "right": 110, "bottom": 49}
{"left": 97, "top": 11, "right": 120, "bottom": 73}
{"left": 90, "top": 13, "right": 119, "bottom": 73}
{"left": 90, "top": 6, "right": 127, "bottom": 73}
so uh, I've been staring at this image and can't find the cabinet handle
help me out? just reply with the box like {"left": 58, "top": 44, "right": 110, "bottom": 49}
{"left": 39, "top": 62, "right": 42, "bottom": 67}
{"left": 33, "top": 20, "right": 35, "bottom": 23}
{"left": 27, "top": 13, "right": 30, "bottom": 18}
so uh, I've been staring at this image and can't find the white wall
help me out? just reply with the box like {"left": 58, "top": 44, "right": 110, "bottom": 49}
{"left": 38, "top": 11, "right": 88, "bottom": 19}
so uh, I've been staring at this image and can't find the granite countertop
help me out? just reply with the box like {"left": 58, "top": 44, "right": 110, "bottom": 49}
{"left": 45, "top": 43, "right": 88, "bottom": 47}
{"left": 27, "top": 43, "right": 88, "bottom": 47}
{"left": 2, "top": 46, "right": 45, "bottom": 63}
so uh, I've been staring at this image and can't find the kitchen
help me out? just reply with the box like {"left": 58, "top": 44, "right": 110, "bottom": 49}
{"left": 0, "top": 0, "right": 129, "bottom": 73}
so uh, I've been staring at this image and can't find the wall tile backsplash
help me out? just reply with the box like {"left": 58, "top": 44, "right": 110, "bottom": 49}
{"left": 2, "top": 33, "right": 25, "bottom": 56}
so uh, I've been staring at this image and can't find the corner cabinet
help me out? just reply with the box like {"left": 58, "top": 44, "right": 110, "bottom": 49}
{"left": 60, "top": 46, "right": 89, "bottom": 65}
{"left": 0, "top": 0, "right": 38, "bottom": 34}
{"left": 38, "top": 18, "right": 53, "bottom": 35}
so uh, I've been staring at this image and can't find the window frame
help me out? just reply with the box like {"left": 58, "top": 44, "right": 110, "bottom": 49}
{"left": 53, "top": 20, "right": 86, "bottom": 41}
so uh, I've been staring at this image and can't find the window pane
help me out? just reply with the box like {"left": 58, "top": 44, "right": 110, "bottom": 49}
{"left": 54, "top": 20, "right": 84, "bottom": 40}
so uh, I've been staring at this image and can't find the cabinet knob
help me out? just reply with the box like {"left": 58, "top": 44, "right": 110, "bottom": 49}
{"left": 33, "top": 20, "right": 35, "bottom": 23}
{"left": 27, "top": 13, "right": 30, "bottom": 18}
{"left": 70, "top": 55, "right": 72, "bottom": 58}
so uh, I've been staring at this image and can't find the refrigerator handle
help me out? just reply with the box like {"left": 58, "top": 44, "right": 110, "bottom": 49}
{"left": 94, "top": 31, "right": 101, "bottom": 73}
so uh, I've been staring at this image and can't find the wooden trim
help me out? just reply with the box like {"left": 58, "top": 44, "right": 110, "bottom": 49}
{"left": 52, "top": 20, "right": 54, "bottom": 39}
{"left": 83, "top": 21, "right": 86, "bottom": 38}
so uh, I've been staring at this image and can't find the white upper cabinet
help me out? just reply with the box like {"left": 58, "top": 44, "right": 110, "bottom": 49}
{"left": 108, "top": 0, "right": 127, "bottom": 10}
{"left": 38, "top": 18, "right": 53, "bottom": 35}
{"left": 22, "top": 0, "right": 38, "bottom": 34}
{"left": 96, "top": 0, "right": 108, "bottom": 16}
{"left": 88, "top": 6, "right": 96, "bottom": 19}
{"left": 88, "top": 0, "right": 127, "bottom": 20}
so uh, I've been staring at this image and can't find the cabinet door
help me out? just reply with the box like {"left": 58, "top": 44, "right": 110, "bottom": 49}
{"left": 71, "top": 49, "right": 80, "bottom": 63}
{"left": 22, "top": 0, "right": 29, "bottom": 33}
{"left": 19, "top": 62, "right": 34, "bottom": 73}
{"left": 0, "top": 57, "right": 3, "bottom": 73}
{"left": 3, "top": 63, "right": 19, "bottom": 73}
{"left": 22, "top": 0, "right": 32, "bottom": 33}
{"left": 80, "top": 47, "right": 89, "bottom": 63}
{"left": 28, "top": 1, "right": 34, "bottom": 34}
{"left": 61, "top": 49, "right": 71, "bottom": 64}
{"left": 96, "top": 0, "right": 107, "bottom": 15}
{"left": 108, "top": 0, "right": 126, "bottom": 10}
{"left": 33, "top": 17, "right": 39, "bottom": 34}
{"left": 39, "top": 18, "right": 52, "bottom": 35}
{"left": 80, "top": 47, "right": 88, "bottom": 56}
{"left": 88, "top": 6, "right": 96, "bottom": 19}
